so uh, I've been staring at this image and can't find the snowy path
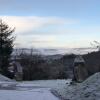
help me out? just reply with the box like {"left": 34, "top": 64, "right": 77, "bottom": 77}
{"left": 0, "top": 74, "right": 70, "bottom": 100}
{"left": 0, "top": 89, "right": 59, "bottom": 100}
{"left": 0, "top": 82, "right": 60, "bottom": 100}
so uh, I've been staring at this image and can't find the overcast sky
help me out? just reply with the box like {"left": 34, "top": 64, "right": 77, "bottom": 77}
{"left": 0, "top": 0, "right": 100, "bottom": 48}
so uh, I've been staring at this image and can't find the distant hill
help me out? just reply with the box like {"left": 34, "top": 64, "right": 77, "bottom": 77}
{"left": 12, "top": 47, "right": 98, "bottom": 56}
{"left": 83, "top": 51, "right": 100, "bottom": 75}
{"left": 11, "top": 48, "right": 100, "bottom": 80}
{"left": 60, "top": 51, "right": 100, "bottom": 77}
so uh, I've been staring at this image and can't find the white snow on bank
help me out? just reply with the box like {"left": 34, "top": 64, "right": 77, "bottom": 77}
{"left": 0, "top": 74, "right": 13, "bottom": 82}
{"left": 0, "top": 74, "right": 17, "bottom": 89}
{"left": 55, "top": 72, "right": 100, "bottom": 100}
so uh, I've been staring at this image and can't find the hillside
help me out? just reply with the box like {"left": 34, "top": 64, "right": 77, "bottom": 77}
{"left": 58, "top": 51, "right": 100, "bottom": 78}
{"left": 10, "top": 50, "right": 100, "bottom": 80}
{"left": 83, "top": 51, "right": 100, "bottom": 75}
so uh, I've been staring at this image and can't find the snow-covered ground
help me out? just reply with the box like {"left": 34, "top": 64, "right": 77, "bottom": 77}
{"left": 54, "top": 73, "right": 100, "bottom": 100}
{"left": 0, "top": 73, "right": 100, "bottom": 100}
{"left": 0, "top": 81, "right": 60, "bottom": 100}
{"left": 0, "top": 78, "right": 71, "bottom": 100}
{"left": 16, "top": 79, "right": 70, "bottom": 89}
{"left": 0, "top": 89, "right": 59, "bottom": 100}
{"left": 0, "top": 74, "right": 14, "bottom": 82}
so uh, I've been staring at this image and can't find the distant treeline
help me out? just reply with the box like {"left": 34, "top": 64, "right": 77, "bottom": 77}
{"left": 83, "top": 51, "right": 100, "bottom": 75}
{"left": 17, "top": 51, "right": 100, "bottom": 80}
{"left": 19, "top": 53, "right": 67, "bottom": 80}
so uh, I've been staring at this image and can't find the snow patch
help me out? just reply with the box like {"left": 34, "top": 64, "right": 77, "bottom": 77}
{"left": 0, "top": 74, "right": 13, "bottom": 82}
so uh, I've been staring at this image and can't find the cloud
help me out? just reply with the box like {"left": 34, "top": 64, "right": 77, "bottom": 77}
{"left": 13, "top": 34, "right": 57, "bottom": 48}
{"left": 0, "top": 16, "right": 80, "bottom": 48}
{"left": 1, "top": 16, "right": 99, "bottom": 48}
{"left": 0, "top": 16, "right": 79, "bottom": 34}
{"left": 28, "top": 35, "right": 55, "bottom": 43}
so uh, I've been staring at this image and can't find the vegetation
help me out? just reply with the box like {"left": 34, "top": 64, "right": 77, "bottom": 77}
{"left": 16, "top": 52, "right": 66, "bottom": 80}
{"left": 0, "top": 19, "right": 15, "bottom": 76}
{"left": 83, "top": 51, "right": 100, "bottom": 75}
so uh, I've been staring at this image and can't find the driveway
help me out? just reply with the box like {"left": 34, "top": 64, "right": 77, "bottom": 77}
{"left": 0, "top": 81, "right": 59, "bottom": 100}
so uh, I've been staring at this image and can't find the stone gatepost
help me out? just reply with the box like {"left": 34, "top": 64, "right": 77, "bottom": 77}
{"left": 73, "top": 55, "right": 88, "bottom": 82}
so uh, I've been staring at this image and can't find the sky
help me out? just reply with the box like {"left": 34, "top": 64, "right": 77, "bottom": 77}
{"left": 0, "top": 0, "right": 100, "bottom": 48}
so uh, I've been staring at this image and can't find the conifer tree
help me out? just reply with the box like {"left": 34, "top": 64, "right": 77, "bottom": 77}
{"left": 0, "top": 19, "right": 15, "bottom": 75}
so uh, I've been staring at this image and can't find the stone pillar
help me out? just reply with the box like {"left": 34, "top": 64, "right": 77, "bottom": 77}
{"left": 73, "top": 55, "right": 88, "bottom": 82}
